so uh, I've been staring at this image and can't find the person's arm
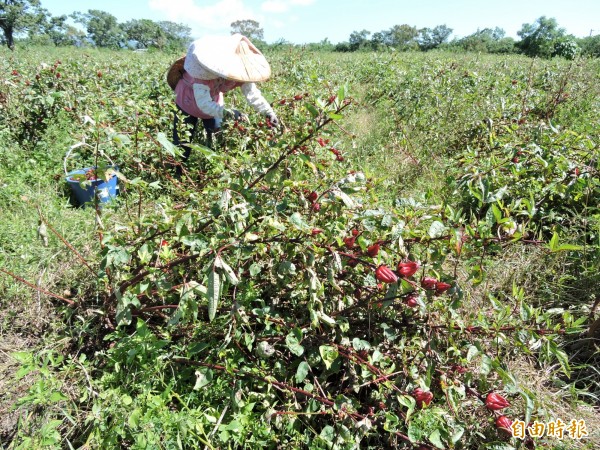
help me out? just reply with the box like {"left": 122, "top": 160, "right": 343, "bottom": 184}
{"left": 241, "top": 83, "right": 278, "bottom": 125}
{"left": 192, "top": 83, "right": 225, "bottom": 119}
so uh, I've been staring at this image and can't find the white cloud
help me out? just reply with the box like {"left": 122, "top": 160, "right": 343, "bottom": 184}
{"left": 148, "top": 0, "right": 261, "bottom": 36}
{"left": 260, "top": 0, "right": 316, "bottom": 14}
{"left": 290, "top": 0, "right": 316, "bottom": 5}
{"left": 261, "top": 0, "right": 288, "bottom": 13}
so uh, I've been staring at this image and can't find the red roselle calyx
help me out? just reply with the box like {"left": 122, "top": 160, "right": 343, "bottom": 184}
{"left": 485, "top": 393, "right": 510, "bottom": 411}
{"left": 405, "top": 293, "right": 418, "bottom": 308}
{"left": 495, "top": 415, "right": 513, "bottom": 432}
{"left": 397, "top": 261, "right": 419, "bottom": 278}
{"left": 367, "top": 243, "right": 380, "bottom": 257}
{"left": 343, "top": 236, "right": 356, "bottom": 248}
{"left": 307, "top": 191, "right": 318, "bottom": 202}
{"left": 435, "top": 281, "right": 452, "bottom": 294}
{"left": 413, "top": 388, "right": 433, "bottom": 407}
{"left": 375, "top": 265, "right": 398, "bottom": 284}
{"left": 421, "top": 276, "right": 438, "bottom": 290}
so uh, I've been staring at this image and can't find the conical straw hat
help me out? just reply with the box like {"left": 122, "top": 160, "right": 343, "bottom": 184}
{"left": 184, "top": 34, "right": 271, "bottom": 83}
{"left": 166, "top": 56, "right": 185, "bottom": 90}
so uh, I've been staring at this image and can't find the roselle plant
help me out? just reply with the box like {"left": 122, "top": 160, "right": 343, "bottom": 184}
{"left": 3, "top": 48, "right": 596, "bottom": 450}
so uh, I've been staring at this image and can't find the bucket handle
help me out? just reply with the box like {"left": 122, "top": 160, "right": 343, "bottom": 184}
{"left": 64, "top": 142, "right": 117, "bottom": 176}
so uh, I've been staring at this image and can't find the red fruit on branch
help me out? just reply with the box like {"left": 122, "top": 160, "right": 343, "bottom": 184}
{"left": 435, "top": 282, "right": 452, "bottom": 295}
{"left": 307, "top": 191, "right": 318, "bottom": 202}
{"left": 405, "top": 294, "right": 418, "bottom": 308}
{"left": 397, "top": 261, "right": 419, "bottom": 278}
{"left": 343, "top": 236, "right": 356, "bottom": 249}
{"left": 347, "top": 258, "right": 359, "bottom": 268}
{"left": 413, "top": 388, "right": 433, "bottom": 407}
{"left": 367, "top": 243, "right": 380, "bottom": 257}
{"left": 351, "top": 229, "right": 359, "bottom": 237}
{"left": 375, "top": 265, "right": 398, "bottom": 284}
{"left": 311, "top": 202, "right": 321, "bottom": 212}
{"left": 495, "top": 415, "right": 513, "bottom": 432}
{"left": 294, "top": 94, "right": 303, "bottom": 101}
{"left": 485, "top": 393, "right": 510, "bottom": 411}
{"left": 311, "top": 228, "right": 323, "bottom": 236}
{"left": 317, "top": 137, "right": 326, "bottom": 147}
{"left": 421, "top": 277, "right": 438, "bottom": 290}
{"left": 279, "top": 99, "right": 286, "bottom": 105}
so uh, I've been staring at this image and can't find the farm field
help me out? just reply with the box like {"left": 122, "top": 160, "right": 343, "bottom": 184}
{"left": 1, "top": 46, "right": 599, "bottom": 449}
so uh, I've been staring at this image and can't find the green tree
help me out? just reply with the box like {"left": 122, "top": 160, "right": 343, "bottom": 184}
{"left": 157, "top": 20, "right": 191, "bottom": 50}
{"left": 122, "top": 19, "right": 164, "bottom": 49}
{"left": 455, "top": 27, "right": 515, "bottom": 54}
{"left": 386, "top": 24, "right": 419, "bottom": 50}
{"left": 38, "top": 14, "right": 84, "bottom": 46}
{"left": 0, "top": 0, "right": 44, "bottom": 50}
{"left": 578, "top": 33, "right": 600, "bottom": 57}
{"left": 418, "top": 24, "right": 453, "bottom": 51}
{"left": 516, "top": 16, "right": 565, "bottom": 58}
{"left": 230, "top": 19, "right": 264, "bottom": 42}
{"left": 349, "top": 29, "right": 370, "bottom": 51}
{"left": 72, "top": 9, "right": 124, "bottom": 48}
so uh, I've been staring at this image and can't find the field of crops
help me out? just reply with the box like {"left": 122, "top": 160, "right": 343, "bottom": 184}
{"left": 1, "top": 45, "right": 599, "bottom": 449}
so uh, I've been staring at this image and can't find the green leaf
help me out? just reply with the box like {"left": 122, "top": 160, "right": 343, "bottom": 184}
{"left": 548, "top": 232, "right": 583, "bottom": 253}
{"left": 295, "top": 361, "right": 310, "bottom": 383}
{"left": 194, "top": 367, "right": 213, "bottom": 390}
{"left": 352, "top": 338, "right": 371, "bottom": 351}
{"left": 249, "top": 263, "right": 261, "bottom": 277}
{"left": 319, "top": 425, "right": 335, "bottom": 443}
{"left": 337, "top": 84, "right": 347, "bottom": 102}
{"left": 319, "top": 345, "right": 338, "bottom": 370}
{"left": 218, "top": 256, "right": 240, "bottom": 286}
{"left": 157, "top": 132, "right": 180, "bottom": 157}
{"left": 306, "top": 103, "right": 320, "bottom": 118}
{"left": 428, "top": 221, "right": 446, "bottom": 238}
{"left": 428, "top": 429, "right": 445, "bottom": 449}
{"left": 484, "top": 185, "right": 508, "bottom": 203}
{"left": 289, "top": 212, "right": 309, "bottom": 230}
{"left": 207, "top": 266, "right": 221, "bottom": 322}
{"left": 286, "top": 328, "right": 305, "bottom": 356}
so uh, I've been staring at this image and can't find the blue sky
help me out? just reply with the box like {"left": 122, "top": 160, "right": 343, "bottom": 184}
{"left": 40, "top": 0, "right": 599, "bottom": 44}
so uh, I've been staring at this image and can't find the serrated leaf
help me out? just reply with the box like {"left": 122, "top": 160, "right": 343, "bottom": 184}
{"left": 207, "top": 267, "right": 220, "bottom": 322}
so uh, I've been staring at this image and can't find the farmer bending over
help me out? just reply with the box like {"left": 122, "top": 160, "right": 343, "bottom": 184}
{"left": 167, "top": 34, "right": 279, "bottom": 174}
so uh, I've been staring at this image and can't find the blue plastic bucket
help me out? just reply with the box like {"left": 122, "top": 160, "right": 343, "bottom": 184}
{"left": 66, "top": 166, "right": 119, "bottom": 206}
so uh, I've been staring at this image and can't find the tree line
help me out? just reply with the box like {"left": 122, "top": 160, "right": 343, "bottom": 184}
{"left": 2, "top": 1, "right": 599, "bottom": 59}
{"left": 326, "top": 16, "right": 599, "bottom": 59}
{"left": 0, "top": 0, "right": 191, "bottom": 51}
